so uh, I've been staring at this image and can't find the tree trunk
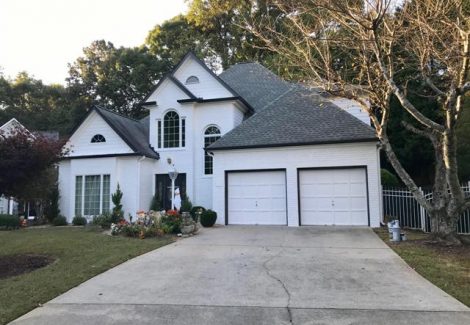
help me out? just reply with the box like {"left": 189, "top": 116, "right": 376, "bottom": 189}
{"left": 429, "top": 208, "right": 461, "bottom": 245}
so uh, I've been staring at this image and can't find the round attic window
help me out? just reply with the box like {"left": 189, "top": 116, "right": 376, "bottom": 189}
{"left": 185, "top": 76, "right": 199, "bottom": 84}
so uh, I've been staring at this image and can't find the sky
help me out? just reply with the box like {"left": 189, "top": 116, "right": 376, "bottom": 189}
{"left": 0, "top": 0, "right": 187, "bottom": 84}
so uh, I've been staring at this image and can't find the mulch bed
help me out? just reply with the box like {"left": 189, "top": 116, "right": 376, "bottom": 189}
{"left": 0, "top": 254, "right": 55, "bottom": 279}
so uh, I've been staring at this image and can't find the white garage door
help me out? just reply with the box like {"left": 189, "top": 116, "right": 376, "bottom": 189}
{"left": 227, "top": 170, "right": 287, "bottom": 225}
{"left": 299, "top": 168, "right": 368, "bottom": 226}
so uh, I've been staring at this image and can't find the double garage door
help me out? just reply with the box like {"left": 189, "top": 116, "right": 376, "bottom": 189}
{"left": 227, "top": 168, "right": 368, "bottom": 226}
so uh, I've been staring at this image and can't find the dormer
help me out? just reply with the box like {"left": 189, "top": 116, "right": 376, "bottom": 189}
{"left": 140, "top": 52, "right": 253, "bottom": 115}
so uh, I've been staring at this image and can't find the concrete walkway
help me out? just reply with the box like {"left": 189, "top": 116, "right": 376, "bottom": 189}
{"left": 11, "top": 226, "right": 470, "bottom": 324}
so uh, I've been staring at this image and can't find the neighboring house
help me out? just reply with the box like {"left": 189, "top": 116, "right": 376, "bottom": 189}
{"left": 0, "top": 118, "right": 59, "bottom": 217}
{"left": 59, "top": 52, "right": 381, "bottom": 227}
{"left": 0, "top": 118, "right": 28, "bottom": 215}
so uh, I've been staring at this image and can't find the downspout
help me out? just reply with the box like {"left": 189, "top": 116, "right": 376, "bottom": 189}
{"left": 136, "top": 156, "right": 146, "bottom": 214}
{"left": 377, "top": 143, "right": 384, "bottom": 225}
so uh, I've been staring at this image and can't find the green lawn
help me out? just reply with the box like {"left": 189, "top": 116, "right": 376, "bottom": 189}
{"left": 0, "top": 226, "right": 173, "bottom": 324}
{"left": 374, "top": 227, "right": 470, "bottom": 307}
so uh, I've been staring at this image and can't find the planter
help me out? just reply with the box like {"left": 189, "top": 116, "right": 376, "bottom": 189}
{"left": 180, "top": 212, "right": 197, "bottom": 235}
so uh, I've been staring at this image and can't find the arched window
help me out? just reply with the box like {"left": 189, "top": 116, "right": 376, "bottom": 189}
{"left": 204, "top": 126, "right": 221, "bottom": 175}
{"left": 185, "top": 76, "right": 199, "bottom": 84}
{"left": 163, "top": 111, "right": 180, "bottom": 148}
{"left": 91, "top": 134, "right": 106, "bottom": 143}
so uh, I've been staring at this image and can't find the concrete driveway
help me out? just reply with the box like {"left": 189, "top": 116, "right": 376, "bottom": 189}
{"left": 11, "top": 226, "right": 470, "bottom": 324}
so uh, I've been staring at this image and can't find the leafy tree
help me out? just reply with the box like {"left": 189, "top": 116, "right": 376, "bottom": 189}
{"left": 186, "top": 0, "right": 285, "bottom": 71}
{"left": 145, "top": 15, "right": 220, "bottom": 69}
{"left": 67, "top": 40, "right": 167, "bottom": 118}
{"left": 0, "top": 72, "right": 87, "bottom": 135}
{"left": 0, "top": 128, "right": 65, "bottom": 203}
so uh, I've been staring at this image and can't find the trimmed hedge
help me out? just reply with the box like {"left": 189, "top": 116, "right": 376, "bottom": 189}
{"left": 190, "top": 206, "right": 206, "bottom": 221}
{"left": 200, "top": 209, "right": 217, "bottom": 227}
{"left": 0, "top": 214, "right": 20, "bottom": 229}
{"left": 52, "top": 216, "right": 67, "bottom": 226}
{"left": 92, "top": 213, "right": 117, "bottom": 229}
{"left": 72, "top": 215, "right": 87, "bottom": 226}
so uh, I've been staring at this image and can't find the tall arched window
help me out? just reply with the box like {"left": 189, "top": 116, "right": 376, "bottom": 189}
{"left": 163, "top": 111, "right": 180, "bottom": 148}
{"left": 158, "top": 111, "right": 185, "bottom": 148}
{"left": 204, "top": 126, "right": 221, "bottom": 175}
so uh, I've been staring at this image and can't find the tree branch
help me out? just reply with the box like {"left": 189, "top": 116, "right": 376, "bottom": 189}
{"left": 424, "top": 77, "right": 445, "bottom": 96}
{"left": 370, "top": 29, "right": 445, "bottom": 132}
{"left": 459, "top": 81, "right": 470, "bottom": 95}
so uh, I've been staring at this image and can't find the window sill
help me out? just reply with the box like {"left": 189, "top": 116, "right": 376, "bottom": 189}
{"left": 157, "top": 148, "right": 187, "bottom": 152}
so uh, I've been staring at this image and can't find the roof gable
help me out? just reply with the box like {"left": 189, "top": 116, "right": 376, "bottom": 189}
{"left": 67, "top": 107, "right": 159, "bottom": 159}
{"left": 140, "top": 52, "right": 254, "bottom": 111}
{"left": 172, "top": 53, "right": 234, "bottom": 99}
{"left": 0, "top": 118, "right": 32, "bottom": 137}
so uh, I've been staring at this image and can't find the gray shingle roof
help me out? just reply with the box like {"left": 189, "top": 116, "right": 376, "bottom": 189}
{"left": 219, "top": 62, "right": 291, "bottom": 112}
{"left": 94, "top": 106, "right": 159, "bottom": 159}
{"left": 210, "top": 64, "right": 377, "bottom": 150}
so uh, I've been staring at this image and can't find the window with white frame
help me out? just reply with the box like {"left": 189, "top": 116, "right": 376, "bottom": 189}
{"left": 75, "top": 174, "right": 110, "bottom": 216}
{"left": 157, "top": 111, "right": 185, "bottom": 148}
{"left": 204, "top": 126, "right": 221, "bottom": 175}
{"left": 185, "top": 76, "right": 199, "bottom": 84}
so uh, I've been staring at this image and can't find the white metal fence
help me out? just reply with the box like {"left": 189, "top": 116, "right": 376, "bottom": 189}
{"left": 382, "top": 182, "right": 470, "bottom": 235}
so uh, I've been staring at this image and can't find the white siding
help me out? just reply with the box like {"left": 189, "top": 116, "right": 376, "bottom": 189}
{"left": 58, "top": 160, "right": 71, "bottom": 219}
{"left": 66, "top": 111, "right": 133, "bottom": 157}
{"left": 139, "top": 158, "right": 155, "bottom": 211}
{"left": 331, "top": 97, "right": 371, "bottom": 125}
{"left": 212, "top": 142, "right": 381, "bottom": 227}
{"left": 58, "top": 156, "right": 151, "bottom": 222}
{"left": 173, "top": 56, "right": 233, "bottom": 99}
{"left": 146, "top": 75, "right": 246, "bottom": 209}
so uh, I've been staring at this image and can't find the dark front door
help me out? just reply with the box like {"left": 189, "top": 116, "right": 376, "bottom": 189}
{"left": 155, "top": 173, "right": 186, "bottom": 210}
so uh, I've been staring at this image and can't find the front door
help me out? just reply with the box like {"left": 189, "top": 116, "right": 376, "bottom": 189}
{"left": 155, "top": 173, "right": 186, "bottom": 210}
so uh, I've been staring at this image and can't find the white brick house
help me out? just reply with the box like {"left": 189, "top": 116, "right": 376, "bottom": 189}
{"left": 59, "top": 52, "right": 381, "bottom": 227}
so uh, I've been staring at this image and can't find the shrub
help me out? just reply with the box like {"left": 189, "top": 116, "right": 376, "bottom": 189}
{"left": 52, "top": 215, "right": 67, "bottom": 226}
{"left": 180, "top": 195, "right": 193, "bottom": 213}
{"left": 190, "top": 206, "right": 206, "bottom": 221}
{"left": 72, "top": 215, "right": 87, "bottom": 226}
{"left": 92, "top": 213, "right": 114, "bottom": 229}
{"left": 149, "top": 194, "right": 161, "bottom": 211}
{"left": 200, "top": 209, "right": 217, "bottom": 227}
{"left": 45, "top": 185, "right": 60, "bottom": 222}
{"left": 121, "top": 223, "right": 141, "bottom": 237}
{"left": 0, "top": 214, "right": 20, "bottom": 229}
{"left": 161, "top": 210, "right": 182, "bottom": 233}
{"left": 381, "top": 169, "right": 400, "bottom": 187}
{"left": 112, "top": 184, "right": 124, "bottom": 220}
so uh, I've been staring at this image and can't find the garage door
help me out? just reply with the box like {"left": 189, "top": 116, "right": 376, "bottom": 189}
{"left": 299, "top": 168, "right": 368, "bottom": 226}
{"left": 227, "top": 170, "right": 287, "bottom": 225}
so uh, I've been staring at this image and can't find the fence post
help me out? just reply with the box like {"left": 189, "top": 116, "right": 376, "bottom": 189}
{"left": 380, "top": 185, "right": 384, "bottom": 224}
{"left": 419, "top": 187, "right": 426, "bottom": 232}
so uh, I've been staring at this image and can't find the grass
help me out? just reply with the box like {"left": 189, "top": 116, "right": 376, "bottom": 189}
{"left": 374, "top": 227, "right": 470, "bottom": 307}
{"left": 0, "top": 226, "right": 173, "bottom": 324}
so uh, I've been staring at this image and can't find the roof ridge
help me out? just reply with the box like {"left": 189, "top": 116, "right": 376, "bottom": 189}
{"left": 256, "top": 84, "right": 297, "bottom": 112}
{"left": 94, "top": 105, "right": 140, "bottom": 122}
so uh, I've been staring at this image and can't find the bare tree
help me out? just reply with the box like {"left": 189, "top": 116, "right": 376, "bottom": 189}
{"left": 243, "top": 0, "right": 469, "bottom": 242}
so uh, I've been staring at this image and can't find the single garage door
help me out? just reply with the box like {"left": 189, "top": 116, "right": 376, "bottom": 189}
{"left": 299, "top": 168, "right": 368, "bottom": 226}
{"left": 227, "top": 170, "right": 287, "bottom": 225}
